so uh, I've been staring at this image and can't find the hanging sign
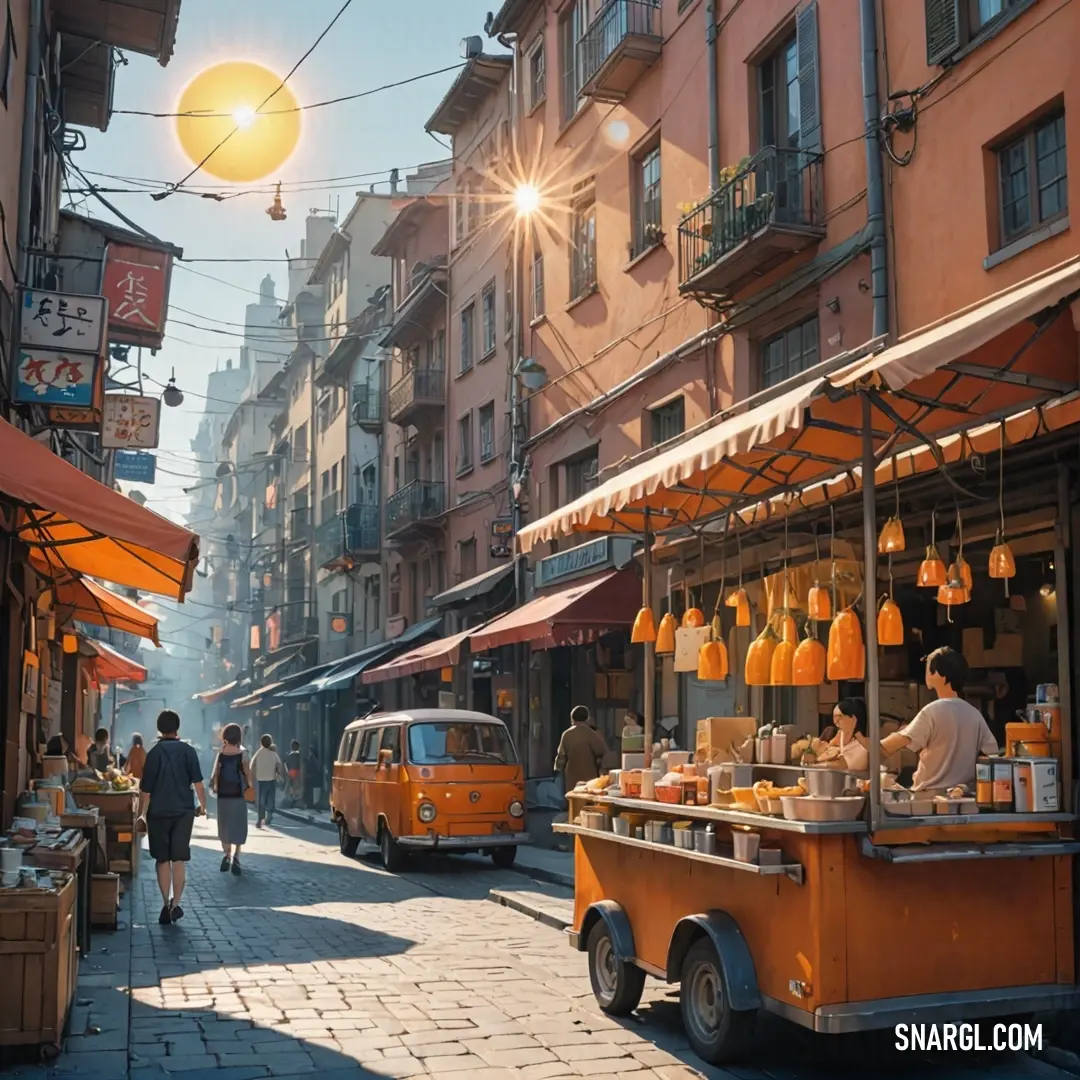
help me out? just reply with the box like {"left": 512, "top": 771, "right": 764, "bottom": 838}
{"left": 16, "top": 288, "right": 107, "bottom": 354}
{"left": 490, "top": 518, "right": 513, "bottom": 559}
{"left": 14, "top": 348, "right": 100, "bottom": 406}
{"left": 101, "top": 394, "right": 161, "bottom": 449}
{"left": 101, "top": 243, "right": 173, "bottom": 348}
{"left": 113, "top": 449, "right": 157, "bottom": 483}
{"left": 21, "top": 651, "right": 40, "bottom": 714}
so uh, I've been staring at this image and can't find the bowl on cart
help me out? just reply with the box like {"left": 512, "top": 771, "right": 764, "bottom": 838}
{"left": 781, "top": 795, "right": 866, "bottom": 822}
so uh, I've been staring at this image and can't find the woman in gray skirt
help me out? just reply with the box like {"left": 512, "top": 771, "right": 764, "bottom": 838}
{"left": 210, "top": 723, "right": 251, "bottom": 875}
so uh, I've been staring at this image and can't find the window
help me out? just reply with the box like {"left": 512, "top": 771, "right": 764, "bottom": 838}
{"left": 528, "top": 34, "right": 546, "bottom": 111}
{"left": 481, "top": 280, "right": 497, "bottom": 357}
{"left": 457, "top": 411, "right": 473, "bottom": 475}
{"left": 565, "top": 450, "right": 599, "bottom": 501}
{"left": 758, "top": 4, "right": 821, "bottom": 157}
{"left": 459, "top": 537, "right": 477, "bottom": 581}
{"left": 378, "top": 725, "right": 401, "bottom": 764}
{"left": 559, "top": 1, "right": 585, "bottom": 124}
{"left": 760, "top": 37, "right": 800, "bottom": 152}
{"left": 651, "top": 397, "right": 685, "bottom": 447}
{"left": 317, "top": 392, "right": 331, "bottom": 433}
{"left": 431, "top": 328, "right": 446, "bottom": 369}
{"left": 358, "top": 728, "right": 380, "bottom": 764}
{"left": 760, "top": 316, "right": 819, "bottom": 389}
{"left": 479, "top": 402, "right": 496, "bottom": 462}
{"left": 632, "top": 143, "right": 662, "bottom": 257}
{"left": 926, "top": 0, "right": 1034, "bottom": 65}
{"left": 997, "top": 111, "right": 1067, "bottom": 246}
{"left": 570, "top": 187, "right": 597, "bottom": 301}
{"left": 1, "top": 3, "right": 15, "bottom": 109}
{"left": 532, "top": 251, "right": 545, "bottom": 319}
{"left": 293, "top": 423, "right": 309, "bottom": 462}
{"left": 338, "top": 730, "right": 356, "bottom": 763}
{"left": 407, "top": 722, "right": 518, "bottom": 765}
{"left": 459, "top": 303, "right": 474, "bottom": 374}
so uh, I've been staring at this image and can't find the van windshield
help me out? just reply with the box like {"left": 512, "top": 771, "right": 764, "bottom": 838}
{"left": 407, "top": 722, "right": 518, "bottom": 765}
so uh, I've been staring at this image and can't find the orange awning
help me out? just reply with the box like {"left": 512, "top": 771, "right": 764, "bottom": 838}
{"left": 361, "top": 627, "right": 478, "bottom": 685}
{"left": 518, "top": 258, "right": 1080, "bottom": 551}
{"left": 193, "top": 680, "right": 238, "bottom": 704}
{"left": 49, "top": 575, "right": 160, "bottom": 645}
{"left": 0, "top": 417, "right": 199, "bottom": 600}
{"left": 468, "top": 570, "right": 639, "bottom": 653}
{"left": 85, "top": 638, "right": 148, "bottom": 684}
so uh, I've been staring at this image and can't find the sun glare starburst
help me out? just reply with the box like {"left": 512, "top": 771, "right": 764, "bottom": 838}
{"left": 232, "top": 105, "right": 256, "bottom": 130}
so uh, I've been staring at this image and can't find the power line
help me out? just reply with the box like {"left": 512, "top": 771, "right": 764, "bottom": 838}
{"left": 156, "top": 0, "right": 356, "bottom": 199}
{"left": 173, "top": 264, "right": 271, "bottom": 298}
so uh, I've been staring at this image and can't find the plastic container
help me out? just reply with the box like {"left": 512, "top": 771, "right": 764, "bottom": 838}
{"left": 673, "top": 824, "right": 695, "bottom": 849}
{"left": 732, "top": 831, "right": 760, "bottom": 863}
{"left": 611, "top": 816, "right": 632, "bottom": 837}
{"left": 755, "top": 738, "right": 773, "bottom": 765}
{"left": 758, "top": 847, "right": 783, "bottom": 866}
{"left": 1037, "top": 683, "right": 1060, "bottom": 704}
{"left": 771, "top": 732, "right": 788, "bottom": 764}
{"left": 976, "top": 757, "right": 994, "bottom": 809}
{"left": 992, "top": 759, "right": 1014, "bottom": 812}
{"left": 694, "top": 827, "right": 716, "bottom": 855}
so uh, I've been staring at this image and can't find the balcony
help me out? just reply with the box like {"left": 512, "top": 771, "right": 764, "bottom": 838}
{"left": 388, "top": 368, "right": 445, "bottom": 428}
{"left": 579, "top": 0, "right": 662, "bottom": 103}
{"left": 678, "top": 146, "right": 825, "bottom": 298}
{"left": 386, "top": 480, "right": 446, "bottom": 540}
{"left": 351, "top": 383, "right": 383, "bottom": 431}
{"left": 288, "top": 506, "right": 311, "bottom": 546}
{"left": 316, "top": 505, "right": 380, "bottom": 569}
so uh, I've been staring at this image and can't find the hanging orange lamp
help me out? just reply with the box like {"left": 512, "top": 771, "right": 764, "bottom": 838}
{"left": 877, "top": 516, "right": 905, "bottom": 555}
{"left": 877, "top": 596, "right": 904, "bottom": 647}
{"left": 792, "top": 634, "right": 826, "bottom": 686}
{"left": 725, "top": 588, "right": 751, "bottom": 628}
{"left": 827, "top": 607, "right": 865, "bottom": 681}
{"left": 745, "top": 623, "right": 778, "bottom": 686}
{"left": 697, "top": 636, "right": 729, "bottom": 681}
{"left": 655, "top": 612, "right": 677, "bottom": 655}
{"left": 631, "top": 606, "right": 656, "bottom": 644}
{"left": 989, "top": 533, "right": 1016, "bottom": 580}
{"left": 682, "top": 606, "right": 705, "bottom": 629}
{"left": 918, "top": 548, "right": 947, "bottom": 587}
{"left": 948, "top": 555, "right": 973, "bottom": 591}
{"left": 770, "top": 636, "right": 795, "bottom": 686}
{"left": 807, "top": 584, "right": 831, "bottom": 621}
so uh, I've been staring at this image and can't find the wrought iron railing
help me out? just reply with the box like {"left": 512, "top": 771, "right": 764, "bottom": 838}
{"left": 351, "top": 382, "right": 382, "bottom": 425}
{"left": 678, "top": 145, "right": 824, "bottom": 288}
{"left": 578, "top": 0, "right": 661, "bottom": 87}
{"left": 316, "top": 504, "right": 380, "bottom": 565}
{"left": 388, "top": 367, "right": 445, "bottom": 420}
{"left": 386, "top": 480, "right": 445, "bottom": 533}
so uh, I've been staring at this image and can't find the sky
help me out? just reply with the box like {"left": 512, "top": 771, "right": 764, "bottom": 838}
{"left": 77, "top": 0, "right": 500, "bottom": 526}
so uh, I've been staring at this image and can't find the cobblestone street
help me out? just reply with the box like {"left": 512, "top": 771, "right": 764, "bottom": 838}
{"left": 2, "top": 816, "right": 1073, "bottom": 1080}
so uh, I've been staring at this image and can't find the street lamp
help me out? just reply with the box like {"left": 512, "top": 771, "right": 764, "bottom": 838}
{"left": 162, "top": 369, "right": 184, "bottom": 408}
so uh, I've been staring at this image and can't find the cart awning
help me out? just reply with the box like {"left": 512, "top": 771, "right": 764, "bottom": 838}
{"left": 193, "top": 680, "right": 238, "bottom": 704}
{"left": 1, "top": 418, "right": 199, "bottom": 600}
{"left": 85, "top": 638, "right": 148, "bottom": 684}
{"left": 429, "top": 563, "right": 512, "bottom": 609}
{"left": 468, "top": 569, "right": 639, "bottom": 653}
{"left": 362, "top": 626, "right": 479, "bottom": 684}
{"left": 517, "top": 257, "right": 1080, "bottom": 551}
{"left": 50, "top": 575, "right": 160, "bottom": 645}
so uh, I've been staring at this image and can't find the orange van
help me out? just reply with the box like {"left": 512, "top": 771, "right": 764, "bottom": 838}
{"left": 330, "top": 709, "right": 529, "bottom": 871}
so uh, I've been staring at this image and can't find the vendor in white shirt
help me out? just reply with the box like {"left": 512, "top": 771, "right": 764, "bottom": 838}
{"left": 880, "top": 646, "right": 998, "bottom": 792}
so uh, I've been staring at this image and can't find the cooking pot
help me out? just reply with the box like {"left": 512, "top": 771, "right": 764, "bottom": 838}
{"left": 803, "top": 768, "right": 846, "bottom": 798}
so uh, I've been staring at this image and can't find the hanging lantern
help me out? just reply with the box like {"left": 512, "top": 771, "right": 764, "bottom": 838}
{"left": 266, "top": 181, "right": 287, "bottom": 221}
{"left": 62, "top": 633, "right": 78, "bottom": 655}
{"left": 725, "top": 588, "right": 751, "bottom": 628}
{"left": 631, "top": 607, "right": 657, "bottom": 644}
{"left": 989, "top": 532, "right": 1016, "bottom": 580}
{"left": 697, "top": 637, "right": 729, "bottom": 681}
{"left": 770, "top": 637, "right": 795, "bottom": 685}
{"left": 917, "top": 546, "right": 947, "bottom": 588}
{"left": 948, "top": 555, "right": 973, "bottom": 591}
{"left": 682, "top": 606, "right": 705, "bottom": 629}
{"left": 827, "top": 608, "right": 865, "bottom": 681}
{"left": 776, "top": 611, "right": 798, "bottom": 645}
{"left": 877, "top": 516, "right": 906, "bottom": 555}
{"left": 807, "top": 583, "right": 831, "bottom": 621}
{"left": 744, "top": 623, "right": 778, "bottom": 686}
{"left": 655, "top": 612, "right": 677, "bottom": 655}
{"left": 877, "top": 597, "right": 904, "bottom": 647}
{"left": 792, "top": 635, "right": 826, "bottom": 686}
{"left": 937, "top": 578, "right": 970, "bottom": 610}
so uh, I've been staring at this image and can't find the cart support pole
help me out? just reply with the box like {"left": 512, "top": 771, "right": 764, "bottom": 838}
{"left": 862, "top": 393, "right": 881, "bottom": 833}
{"left": 643, "top": 511, "right": 655, "bottom": 771}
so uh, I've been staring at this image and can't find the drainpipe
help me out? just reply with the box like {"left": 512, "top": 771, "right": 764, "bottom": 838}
{"left": 705, "top": 0, "right": 720, "bottom": 191}
{"left": 16, "top": 0, "right": 44, "bottom": 282}
{"left": 860, "top": 0, "right": 888, "bottom": 339}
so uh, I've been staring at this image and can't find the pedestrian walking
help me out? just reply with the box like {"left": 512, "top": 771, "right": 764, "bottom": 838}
{"left": 137, "top": 710, "right": 207, "bottom": 925}
{"left": 250, "top": 733, "right": 282, "bottom": 828}
{"left": 210, "top": 723, "right": 251, "bottom": 874}
{"left": 303, "top": 743, "right": 320, "bottom": 808}
{"left": 284, "top": 740, "right": 301, "bottom": 807}
{"left": 124, "top": 733, "right": 147, "bottom": 780}
{"left": 554, "top": 705, "right": 607, "bottom": 793}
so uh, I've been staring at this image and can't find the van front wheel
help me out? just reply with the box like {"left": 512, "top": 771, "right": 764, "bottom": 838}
{"left": 491, "top": 846, "right": 517, "bottom": 869}
{"left": 338, "top": 820, "right": 359, "bottom": 857}
{"left": 379, "top": 825, "right": 404, "bottom": 872}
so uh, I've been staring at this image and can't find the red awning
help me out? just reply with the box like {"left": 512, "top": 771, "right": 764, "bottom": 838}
{"left": 361, "top": 627, "right": 477, "bottom": 685}
{"left": 468, "top": 569, "right": 639, "bottom": 653}
{"left": 193, "top": 680, "right": 238, "bottom": 704}
{"left": 85, "top": 638, "right": 148, "bottom": 684}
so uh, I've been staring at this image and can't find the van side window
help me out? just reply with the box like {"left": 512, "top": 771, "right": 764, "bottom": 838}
{"left": 358, "top": 728, "right": 380, "bottom": 763}
{"left": 337, "top": 732, "right": 351, "bottom": 762}
{"left": 379, "top": 725, "right": 401, "bottom": 764}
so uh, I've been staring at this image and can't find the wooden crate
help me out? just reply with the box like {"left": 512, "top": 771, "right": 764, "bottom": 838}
{"left": 72, "top": 791, "right": 137, "bottom": 826}
{"left": 90, "top": 874, "right": 119, "bottom": 930}
{"left": 0, "top": 875, "right": 77, "bottom": 1054}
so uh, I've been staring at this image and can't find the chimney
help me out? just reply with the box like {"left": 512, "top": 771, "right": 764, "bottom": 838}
{"left": 389, "top": 168, "right": 399, "bottom": 195}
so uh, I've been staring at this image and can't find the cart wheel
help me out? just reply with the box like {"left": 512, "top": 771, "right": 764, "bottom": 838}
{"left": 379, "top": 825, "right": 404, "bottom": 872}
{"left": 491, "top": 846, "right": 517, "bottom": 869}
{"left": 338, "top": 820, "right": 359, "bottom": 858}
{"left": 680, "top": 937, "right": 756, "bottom": 1064}
{"left": 587, "top": 920, "right": 645, "bottom": 1016}
{"left": 40, "top": 1043, "right": 60, "bottom": 1063}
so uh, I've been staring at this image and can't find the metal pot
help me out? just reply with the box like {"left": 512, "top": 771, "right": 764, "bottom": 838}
{"left": 803, "top": 768, "right": 846, "bottom": 798}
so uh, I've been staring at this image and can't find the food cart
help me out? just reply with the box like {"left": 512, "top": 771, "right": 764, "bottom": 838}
{"left": 523, "top": 268, "right": 1080, "bottom": 1063}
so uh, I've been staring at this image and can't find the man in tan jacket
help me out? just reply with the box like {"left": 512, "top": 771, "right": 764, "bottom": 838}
{"left": 554, "top": 706, "right": 607, "bottom": 792}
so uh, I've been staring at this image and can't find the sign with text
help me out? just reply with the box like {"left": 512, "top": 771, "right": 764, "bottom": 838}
{"left": 113, "top": 450, "right": 157, "bottom": 484}
{"left": 14, "top": 348, "right": 99, "bottom": 406}
{"left": 490, "top": 517, "right": 512, "bottom": 559}
{"left": 101, "top": 394, "right": 161, "bottom": 449}
{"left": 101, "top": 243, "right": 173, "bottom": 348}
{"left": 535, "top": 535, "right": 639, "bottom": 589}
{"left": 17, "top": 288, "right": 107, "bottom": 354}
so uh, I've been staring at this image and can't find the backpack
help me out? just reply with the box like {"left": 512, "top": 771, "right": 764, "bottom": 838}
{"left": 217, "top": 753, "right": 244, "bottom": 798}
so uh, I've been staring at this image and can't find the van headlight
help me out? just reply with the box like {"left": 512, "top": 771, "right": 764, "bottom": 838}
{"left": 509, "top": 800, "right": 524, "bottom": 818}
{"left": 418, "top": 802, "right": 437, "bottom": 823}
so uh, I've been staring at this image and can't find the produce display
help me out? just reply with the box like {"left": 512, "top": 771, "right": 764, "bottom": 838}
{"left": 71, "top": 768, "right": 135, "bottom": 793}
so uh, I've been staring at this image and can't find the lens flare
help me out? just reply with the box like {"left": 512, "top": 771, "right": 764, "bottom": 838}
{"left": 513, "top": 184, "right": 541, "bottom": 216}
{"left": 232, "top": 105, "right": 256, "bottom": 129}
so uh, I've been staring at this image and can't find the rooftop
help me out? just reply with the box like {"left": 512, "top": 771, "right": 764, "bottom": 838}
{"left": 425, "top": 54, "right": 513, "bottom": 137}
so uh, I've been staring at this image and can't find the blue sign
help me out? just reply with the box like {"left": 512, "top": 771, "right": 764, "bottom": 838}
{"left": 114, "top": 450, "right": 157, "bottom": 484}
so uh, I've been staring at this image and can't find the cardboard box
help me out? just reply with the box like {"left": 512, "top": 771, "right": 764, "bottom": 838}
{"left": 91, "top": 872, "right": 119, "bottom": 929}
{"left": 695, "top": 717, "right": 757, "bottom": 764}
{"left": 608, "top": 672, "right": 634, "bottom": 701}
{"left": 983, "top": 632, "right": 1023, "bottom": 668}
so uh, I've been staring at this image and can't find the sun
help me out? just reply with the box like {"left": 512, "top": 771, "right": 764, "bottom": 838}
{"left": 175, "top": 61, "right": 301, "bottom": 183}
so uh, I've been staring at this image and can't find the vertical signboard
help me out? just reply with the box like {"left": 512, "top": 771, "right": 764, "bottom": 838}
{"left": 101, "top": 244, "right": 173, "bottom": 348}
{"left": 101, "top": 394, "right": 161, "bottom": 450}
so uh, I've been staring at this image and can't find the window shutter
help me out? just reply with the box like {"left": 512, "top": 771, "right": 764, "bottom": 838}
{"left": 925, "top": 0, "right": 961, "bottom": 66}
{"left": 796, "top": 1, "right": 823, "bottom": 156}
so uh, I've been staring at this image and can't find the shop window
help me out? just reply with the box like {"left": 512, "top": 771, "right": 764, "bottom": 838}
{"left": 457, "top": 411, "right": 473, "bottom": 476}
{"left": 565, "top": 449, "right": 599, "bottom": 501}
{"left": 760, "top": 315, "right": 819, "bottom": 389}
{"left": 528, "top": 33, "right": 546, "bottom": 112}
{"left": 460, "top": 303, "right": 474, "bottom": 374}
{"left": 481, "top": 279, "right": 497, "bottom": 357}
{"left": 650, "top": 397, "right": 685, "bottom": 447}
{"left": 925, "top": 0, "right": 1035, "bottom": 66}
{"left": 460, "top": 537, "right": 477, "bottom": 581}
{"left": 570, "top": 185, "right": 597, "bottom": 302}
{"left": 996, "top": 110, "right": 1067, "bottom": 247}
{"left": 631, "top": 142, "right": 662, "bottom": 258}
